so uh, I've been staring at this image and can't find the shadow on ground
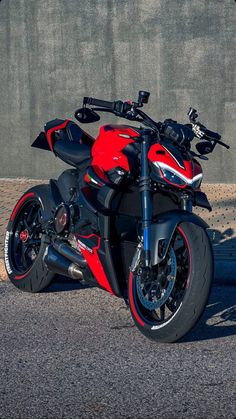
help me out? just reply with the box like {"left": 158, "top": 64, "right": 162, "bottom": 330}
{"left": 180, "top": 286, "right": 236, "bottom": 343}
{"left": 46, "top": 277, "right": 236, "bottom": 343}
{"left": 45, "top": 275, "right": 94, "bottom": 292}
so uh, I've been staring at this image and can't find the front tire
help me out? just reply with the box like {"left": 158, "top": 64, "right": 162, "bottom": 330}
{"left": 129, "top": 222, "right": 213, "bottom": 343}
{"left": 4, "top": 185, "right": 55, "bottom": 292}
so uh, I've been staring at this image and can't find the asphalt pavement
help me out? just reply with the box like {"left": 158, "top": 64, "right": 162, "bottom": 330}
{"left": 0, "top": 279, "right": 235, "bottom": 419}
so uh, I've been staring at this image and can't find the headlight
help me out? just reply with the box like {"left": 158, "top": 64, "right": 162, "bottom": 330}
{"left": 161, "top": 168, "right": 186, "bottom": 187}
{"left": 152, "top": 162, "right": 203, "bottom": 189}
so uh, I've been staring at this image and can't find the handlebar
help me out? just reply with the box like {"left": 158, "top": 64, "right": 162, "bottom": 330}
{"left": 82, "top": 95, "right": 229, "bottom": 150}
{"left": 83, "top": 97, "right": 114, "bottom": 109}
{"left": 83, "top": 96, "right": 134, "bottom": 117}
{"left": 83, "top": 95, "right": 159, "bottom": 131}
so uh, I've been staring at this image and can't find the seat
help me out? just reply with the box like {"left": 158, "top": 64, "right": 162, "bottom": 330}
{"left": 51, "top": 120, "right": 92, "bottom": 167}
{"left": 54, "top": 140, "right": 91, "bottom": 167}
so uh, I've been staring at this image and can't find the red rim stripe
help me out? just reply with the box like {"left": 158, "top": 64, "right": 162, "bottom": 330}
{"left": 129, "top": 272, "right": 145, "bottom": 327}
{"left": 15, "top": 270, "right": 31, "bottom": 280}
{"left": 10, "top": 192, "right": 35, "bottom": 221}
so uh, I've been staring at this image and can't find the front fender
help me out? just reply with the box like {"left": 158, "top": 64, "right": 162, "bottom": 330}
{"left": 150, "top": 209, "right": 209, "bottom": 265}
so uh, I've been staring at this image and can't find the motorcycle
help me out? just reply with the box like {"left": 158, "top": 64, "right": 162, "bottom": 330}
{"left": 4, "top": 91, "right": 229, "bottom": 342}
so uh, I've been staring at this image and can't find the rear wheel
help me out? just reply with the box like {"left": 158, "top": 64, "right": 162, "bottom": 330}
{"left": 129, "top": 222, "right": 213, "bottom": 343}
{"left": 4, "top": 185, "right": 55, "bottom": 292}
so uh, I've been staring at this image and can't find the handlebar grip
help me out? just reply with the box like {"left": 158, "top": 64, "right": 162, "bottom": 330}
{"left": 83, "top": 97, "right": 114, "bottom": 109}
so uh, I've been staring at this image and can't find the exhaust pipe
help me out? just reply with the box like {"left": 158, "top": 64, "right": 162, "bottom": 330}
{"left": 52, "top": 239, "right": 87, "bottom": 268}
{"left": 43, "top": 245, "right": 84, "bottom": 280}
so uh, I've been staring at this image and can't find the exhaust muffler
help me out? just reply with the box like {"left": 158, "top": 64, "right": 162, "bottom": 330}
{"left": 43, "top": 245, "right": 84, "bottom": 280}
{"left": 52, "top": 239, "right": 87, "bottom": 267}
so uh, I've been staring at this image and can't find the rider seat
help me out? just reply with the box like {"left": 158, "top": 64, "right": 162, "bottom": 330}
{"left": 45, "top": 119, "right": 93, "bottom": 167}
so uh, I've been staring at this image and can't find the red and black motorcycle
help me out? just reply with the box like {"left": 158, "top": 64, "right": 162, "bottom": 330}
{"left": 5, "top": 91, "right": 229, "bottom": 342}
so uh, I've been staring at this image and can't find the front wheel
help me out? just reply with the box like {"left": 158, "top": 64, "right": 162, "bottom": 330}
{"left": 129, "top": 222, "right": 213, "bottom": 343}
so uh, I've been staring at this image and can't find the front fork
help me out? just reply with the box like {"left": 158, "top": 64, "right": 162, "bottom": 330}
{"left": 139, "top": 129, "right": 153, "bottom": 268}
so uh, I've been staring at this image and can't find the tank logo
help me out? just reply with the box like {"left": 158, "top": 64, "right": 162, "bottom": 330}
{"left": 4, "top": 231, "right": 13, "bottom": 274}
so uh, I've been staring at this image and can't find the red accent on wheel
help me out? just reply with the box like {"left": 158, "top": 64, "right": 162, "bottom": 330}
{"left": 20, "top": 230, "right": 29, "bottom": 242}
{"left": 177, "top": 226, "right": 192, "bottom": 288}
{"left": 46, "top": 119, "right": 69, "bottom": 152}
{"left": 10, "top": 193, "right": 35, "bottom": 221}
{"left": 15, "top": 271, "right": 31, "bottom": 280}
{"left": 129, "top": 272, "right": 145, "bottom": 327}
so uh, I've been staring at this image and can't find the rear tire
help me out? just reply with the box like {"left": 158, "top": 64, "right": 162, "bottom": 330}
{"left": 4, "top": 185, "right": 55, "bottom": 292}
{"left": 129, "top": 222, "right": 213, "bottom": 343}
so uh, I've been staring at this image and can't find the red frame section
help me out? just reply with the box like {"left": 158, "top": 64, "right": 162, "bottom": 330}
{"left": 77, "top": 234, "right": 114, "bottom": 295}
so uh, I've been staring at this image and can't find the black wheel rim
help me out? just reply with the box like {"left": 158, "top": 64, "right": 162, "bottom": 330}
{"left": 134, "top": 226, "right": 191, "bottom": 326}
{"left": 9, "top": 199, "right": 43, "bottom": 274}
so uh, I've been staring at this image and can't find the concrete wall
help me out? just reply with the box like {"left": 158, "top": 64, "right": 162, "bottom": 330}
{"left": 0, "top": 0, "right": 235, "bottom": 181}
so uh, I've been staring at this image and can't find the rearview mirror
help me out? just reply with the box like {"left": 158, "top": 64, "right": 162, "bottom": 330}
{"left": 138, "top": 91, "right": 150, "bottom": 105}
{"left": 196, "top": 141, "right": 215, "bottom": 155}
{"left": 74, "top": 107, "right": 100, "bottom": 123}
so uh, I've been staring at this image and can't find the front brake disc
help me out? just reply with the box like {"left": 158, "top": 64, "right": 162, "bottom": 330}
{"left": 136, "top": 248, "right": 177, "bottom": 311}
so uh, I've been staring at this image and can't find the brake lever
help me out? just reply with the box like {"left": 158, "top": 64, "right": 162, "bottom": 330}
{"left": 192, "top": 123, "right": 229, "bottom": 149}
{"left": 214, "top": 139, "right": 230, "bottom": 149}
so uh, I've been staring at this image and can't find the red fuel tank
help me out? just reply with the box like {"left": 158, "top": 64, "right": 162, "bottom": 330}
{"left": 91, "top": 125, "right": 139, "bottom": 175}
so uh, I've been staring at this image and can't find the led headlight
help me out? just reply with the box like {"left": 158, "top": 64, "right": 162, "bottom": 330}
{"left": 153, "top": 162, "right": 203, "bottom": 189}
{"left": 161, "top": 168, "right": 186, "bottom": 186}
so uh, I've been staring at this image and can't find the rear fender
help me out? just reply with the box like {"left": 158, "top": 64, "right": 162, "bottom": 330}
{"left": 150, "top": 210, "right": 209, "bottom": 265}
{"left": 31, "top": 119, "right": 69, "bottom": 152}
{"left": 31, "top": 132, "right": 51, "bottom": 151}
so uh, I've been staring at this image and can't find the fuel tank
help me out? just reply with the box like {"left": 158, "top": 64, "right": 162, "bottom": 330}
{"left": 91, "top": 124, "right": 140, "bottom": 175}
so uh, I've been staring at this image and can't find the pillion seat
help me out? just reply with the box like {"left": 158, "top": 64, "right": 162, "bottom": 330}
{"left": 49, "top": 120, "right": 94, "bottom": 167}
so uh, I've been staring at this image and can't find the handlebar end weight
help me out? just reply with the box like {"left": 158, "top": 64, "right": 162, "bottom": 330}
{"left": 138, "top": 91, "right": 150, "bottom": 105}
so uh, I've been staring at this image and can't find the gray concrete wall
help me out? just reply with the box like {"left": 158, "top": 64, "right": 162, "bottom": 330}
{"left": 0, "top": 0, "right": 235, "bottom": 181}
